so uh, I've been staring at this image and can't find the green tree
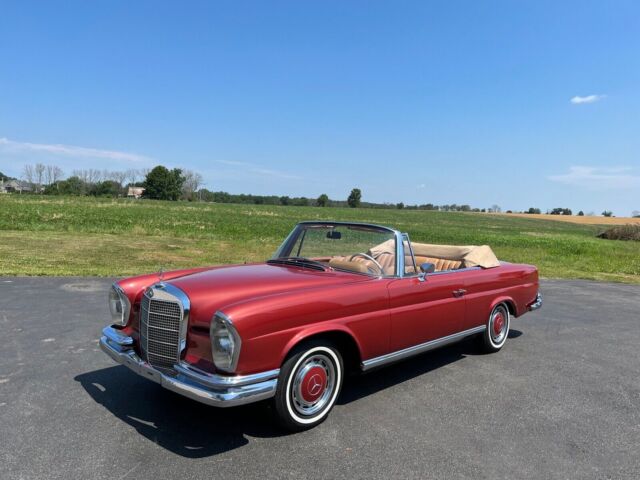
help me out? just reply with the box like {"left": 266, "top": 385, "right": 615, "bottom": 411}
{"left": 396, "top": 202, "right": 404, "bottom": 209}
{"left": 91, "top": 180, "right": 121, "bottom": 197}
{"left": 44, "top": 176, "right": 84, "bottom": 195}
{"left": 317, "top": 193, "right": 329, "bottom": 207}
{"left": 214, "top": 191, "right": 232, "bottom": 203}
{"left": 602, "top": 210, "right": 613, "bottom": 217}
{"left": 347, "top": 188, "right": 361, "bottom": 208}
{"left": 142, "top": 166, "right": 185, "bottom": 200}
{"left": 578, "top": 211, "right": 584, "bottom": 216}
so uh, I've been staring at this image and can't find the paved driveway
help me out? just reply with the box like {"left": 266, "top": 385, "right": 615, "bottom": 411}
{"left": 0, "top": 278, "right": 638, "bottom": 479}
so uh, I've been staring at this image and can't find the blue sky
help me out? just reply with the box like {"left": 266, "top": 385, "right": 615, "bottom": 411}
{"left": 1, "top": 1, "right": 639, "bottom": 215}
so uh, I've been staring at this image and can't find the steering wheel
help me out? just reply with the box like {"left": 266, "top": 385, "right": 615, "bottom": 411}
{"left": 349, "top": 253, "right": 384, "bottom": 275}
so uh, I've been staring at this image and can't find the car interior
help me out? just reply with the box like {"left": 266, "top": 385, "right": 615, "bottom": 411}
{"left": 327, "top": 240, "right": 500, "bottom": 276}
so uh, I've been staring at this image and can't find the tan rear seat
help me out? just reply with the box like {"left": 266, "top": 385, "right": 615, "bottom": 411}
{"left": 330, "top": 252, "right": 464, "bottom": 275}
{"left": 414, "top": 256, "right": 463, "bottom": 272}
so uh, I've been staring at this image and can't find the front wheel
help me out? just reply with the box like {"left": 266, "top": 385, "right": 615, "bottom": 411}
{"left": 273, "top": 342, "right": 343, "bottom": 431}
{"left": 481, "top": 303, "right": 510, "bottom": 352}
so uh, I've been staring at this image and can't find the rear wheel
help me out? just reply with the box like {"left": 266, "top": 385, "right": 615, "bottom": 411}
{"left": 273, "top": 341, "right": 343, "bottom": 431}
{"left": 481, "top": 303, "right": 510, "bottom": 352}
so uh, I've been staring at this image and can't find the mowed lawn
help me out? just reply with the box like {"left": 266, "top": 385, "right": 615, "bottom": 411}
{"left": 1, "top": 195, "right": 639, "bottom": 283}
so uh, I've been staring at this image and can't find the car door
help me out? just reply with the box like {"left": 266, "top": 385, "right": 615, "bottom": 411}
{"left": 459, "top": 267, "right": 497, "bottom": 330}
{"left": 386, "top": 245, "right": 466, "bottom": 352}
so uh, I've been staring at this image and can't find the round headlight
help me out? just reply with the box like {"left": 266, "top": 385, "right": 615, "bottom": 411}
{"left": 108, "top": 284, "right": 131, "bottom": 326}
{"left": 210, "top": 312, "right": 241, "bottom": 372}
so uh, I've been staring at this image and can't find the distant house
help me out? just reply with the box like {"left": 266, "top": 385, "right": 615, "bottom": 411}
{"left": 0, "top": 179, "right": 33, "bottom": 194}
{"left": 127, "top": 186, "right": 145, "bottom": 199}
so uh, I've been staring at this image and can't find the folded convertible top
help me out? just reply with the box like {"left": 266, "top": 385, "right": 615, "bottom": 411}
{"left": 370, "top": 239, "right": 501, "bottom": 269}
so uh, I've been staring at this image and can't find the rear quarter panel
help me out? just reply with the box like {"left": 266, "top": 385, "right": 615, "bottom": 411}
{"left": 461, "top": 263, "right": 539, "bottom": 330}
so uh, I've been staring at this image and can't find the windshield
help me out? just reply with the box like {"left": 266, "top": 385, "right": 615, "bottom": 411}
{"left": 271, "top": 223, "right": 397, "bottom": 276}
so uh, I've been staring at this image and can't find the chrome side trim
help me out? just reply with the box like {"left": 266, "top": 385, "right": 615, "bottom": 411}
{"left": 99, "top": 335, "right": 278, "bottom": 407}
{"left": 361, "top": 325, "right": 487, "bottom": 371}
{"left": 528, "top": 292, "right": 542, "bottom": 311}
{"left": 426, "top": 266, "right": 482, "bottom": 276}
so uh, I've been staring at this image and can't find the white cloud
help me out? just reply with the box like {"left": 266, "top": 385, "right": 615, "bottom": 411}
{"left": 548, "top": 166, "right": 640, "bottom": 190}
{"left": 417, "top": 183, "right": 426, "bottom": 189}
{"left": 215, "top": 160, "right": 302, "bottom": 180}
{"left": 570, "top": 94, "right": 606, "bottom": 105}
{"left": 0, "top": 137, "right": 152, "bottom": 163}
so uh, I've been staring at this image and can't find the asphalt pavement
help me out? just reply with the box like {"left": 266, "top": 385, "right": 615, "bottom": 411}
{"left": 1, "top": 277, "right": 639, "bottom": 479}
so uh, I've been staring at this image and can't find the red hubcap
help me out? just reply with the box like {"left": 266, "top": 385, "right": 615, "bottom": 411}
{"left": 493, "top": 312, "right": 505, "bottom": 335}
{"left": 300, "top": 366, "right": 327, "bottom": 403}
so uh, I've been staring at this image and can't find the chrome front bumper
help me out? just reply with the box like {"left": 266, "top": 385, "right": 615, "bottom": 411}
{"left": 528, "top": 292, "right": 543, "bottom": 311}
{"left": 100, "top": 326, "right": 279, "bottom": 407}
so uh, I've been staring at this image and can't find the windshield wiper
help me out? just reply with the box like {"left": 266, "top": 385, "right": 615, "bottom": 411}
{"left": 267, "top": 257, "right": 329, "bottom": 272}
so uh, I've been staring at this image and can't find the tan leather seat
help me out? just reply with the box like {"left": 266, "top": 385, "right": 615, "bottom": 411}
{"left": 329, "top": 252, "right": 462, "bottom": 275}
{"left": 374, "top": 252, "right": 396, "bottom": 275}
{"left": 415, "top": 256, "right": 463, "bottom": 272}
{"left": 328, "top": 258, "right": 373, "bottom": 274}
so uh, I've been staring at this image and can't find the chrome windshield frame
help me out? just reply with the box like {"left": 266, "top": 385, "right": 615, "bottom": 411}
{"left": 273, "top": 221, "right": 406, "bottom": 278}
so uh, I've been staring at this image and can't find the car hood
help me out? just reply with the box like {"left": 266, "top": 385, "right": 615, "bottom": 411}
{"left": 166, "top": 263, "right": 371, "bottom": 326}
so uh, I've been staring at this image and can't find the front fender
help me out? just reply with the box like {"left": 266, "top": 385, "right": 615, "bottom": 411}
{"left": 280, "top": 324, "right": 364, "bottom": 365}
{"left": 222, "top": 279, "right": 391, "bottom": 375}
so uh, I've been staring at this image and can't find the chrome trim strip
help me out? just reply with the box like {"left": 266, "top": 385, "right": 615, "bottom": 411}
{"left": 173, "top": 362, "right": 279, "bottom": 387}
{"left": 528, "top": 292, "right": 542, "bottom": 311}
{"left": 296, "top": 220, "right": 398, "bottom": 234}
{"left": 100, "top": 335, "right": 278, "bottom": 407}
{"left": 426, "top": 266, "right": 482, "bottom": 276}
{"left": 403, "top": 233, "right": 417, "bottom": 274}
{"left": 102, "top": 326, "right": 134, "bottom": 346}
{"left": 361, "top": 325, "right": 487, "bottom": 371}
{"left": 395, "top": 229, "right": 405, "bottom": 277}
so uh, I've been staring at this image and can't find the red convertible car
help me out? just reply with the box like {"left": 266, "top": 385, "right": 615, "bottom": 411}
{"left": 101, "top": 221, "right": 541, "bottom": 430}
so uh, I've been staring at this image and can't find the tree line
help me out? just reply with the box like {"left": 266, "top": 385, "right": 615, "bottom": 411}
{"left": 2, "top": 163, "right": 626, "bottom": 216}
{"left": 8, "top": 164, "right": 204, "bottom": 201}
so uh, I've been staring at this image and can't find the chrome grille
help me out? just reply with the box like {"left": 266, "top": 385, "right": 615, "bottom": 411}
{"left": 140, "top": 288, "right": 184, "bottom": 369}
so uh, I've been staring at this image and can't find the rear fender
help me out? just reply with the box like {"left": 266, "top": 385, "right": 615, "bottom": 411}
{"left": 489, "top": 295, "right": 518, "bottom": 318}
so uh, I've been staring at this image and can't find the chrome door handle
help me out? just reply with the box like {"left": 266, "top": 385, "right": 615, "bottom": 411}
{"left": 453, "top": 289, "right": 467, "bottom": 298}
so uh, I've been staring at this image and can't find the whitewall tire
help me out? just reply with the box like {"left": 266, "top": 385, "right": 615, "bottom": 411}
{"left": 481, "top": 303, "right": 510, "bottom": 352}
{"left": 274, "top": 341, "right": 343, "bottom": 431}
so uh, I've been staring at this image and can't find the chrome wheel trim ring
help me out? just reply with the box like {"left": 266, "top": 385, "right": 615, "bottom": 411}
{"left": 290, "top": 354, "right": 336, "bottom": 417}
{"left": 489, "top": 305, "right": 509, "bottom": 346}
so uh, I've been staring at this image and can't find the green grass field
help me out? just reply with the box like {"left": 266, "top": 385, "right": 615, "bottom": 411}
{"left": 1, "top": 195, "right": 639, "bottom": 283}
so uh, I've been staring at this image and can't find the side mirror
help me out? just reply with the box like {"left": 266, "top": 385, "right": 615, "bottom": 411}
{"left": 418, "top": 262, "right": 435, "bottom": 282}
{"left": 420, "top": 262, "right": 436, "bottom": 274}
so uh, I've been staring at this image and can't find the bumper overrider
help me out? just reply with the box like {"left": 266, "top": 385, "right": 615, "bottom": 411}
{"left": 100, "top": 326, "right": 279, "bottom": 407}
{"left": 528, "top": 292, "right": 543, "bottom": 311}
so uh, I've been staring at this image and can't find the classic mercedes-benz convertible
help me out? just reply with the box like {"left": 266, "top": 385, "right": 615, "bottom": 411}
{"left": 100, "top": 221, "right": 541, "bottom": 430}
